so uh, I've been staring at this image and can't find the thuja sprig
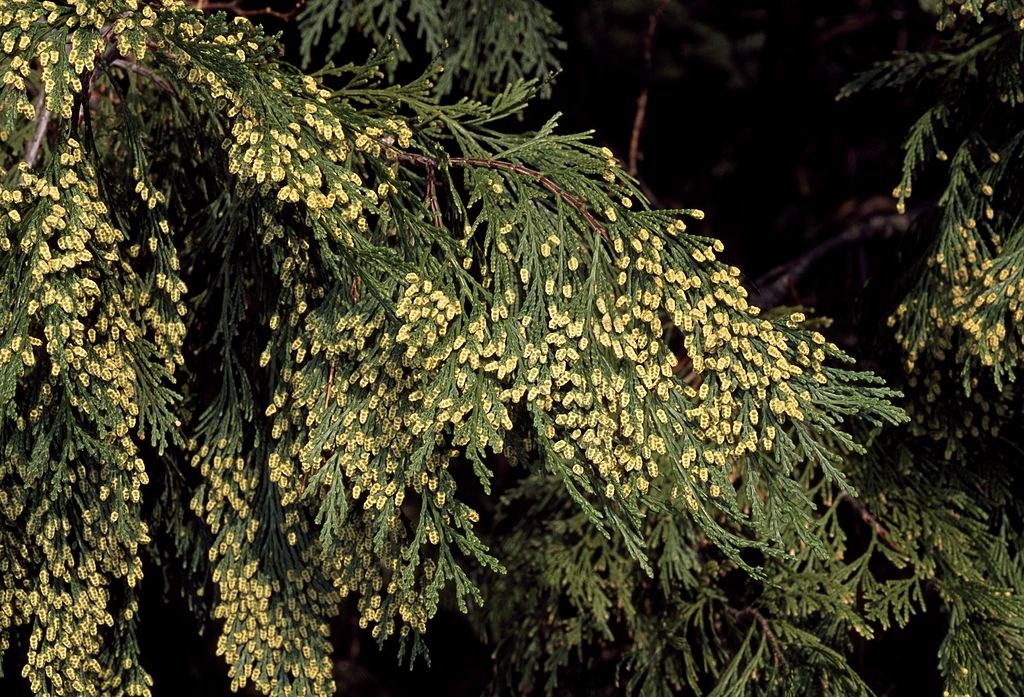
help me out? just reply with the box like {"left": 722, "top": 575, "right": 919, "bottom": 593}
{"left": 0, "top": 2, "right": 907, "bottom": 695}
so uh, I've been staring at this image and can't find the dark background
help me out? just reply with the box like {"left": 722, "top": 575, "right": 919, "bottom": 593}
{"left": 550, "top": 0, "right": 936, "bottom": 348}
{"left": 1, "top": 1, "right": 947, "bottom": 695}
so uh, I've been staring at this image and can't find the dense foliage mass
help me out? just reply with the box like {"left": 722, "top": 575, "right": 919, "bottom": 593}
{"left": 0, "top": 1, "right": 1021, "bottom": 696}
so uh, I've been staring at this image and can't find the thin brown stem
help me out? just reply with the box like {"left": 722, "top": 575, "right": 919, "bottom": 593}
{"left": 627, "top": 91, "right": 649, "bottom": 177}
{"left": 752, "top": 212, "right": 913, "bottom": 308}
{"left": 729, "top": 606, "right": 782, "bottom": 663}
{"left": 197, "top": 0, "right": 306, "bottom": 21}
{"left": 628, "top": 0, "right": 671, "bottom": 177}
{"left": 424, "top": 163, "right": 443, "bottom": 228}
{"left": 748, "top": 609, "right": 781, "bottom": 663}
{"left": 300, "top": 364, "right": 335, "bottom": 495}
{"left": 110, "top": 59, "right": 179, "bottom": 96}
{"left": 455, "top": 156, "right": 609, "bottom": 239}
{"left": 395, "top": 151, "right": 610, "bottom": 239}
{"left": 24, "top": 91, "right": 50, "bottom": 170}
{"left": 838, "top": 492, "right": 904, "bottom": 554}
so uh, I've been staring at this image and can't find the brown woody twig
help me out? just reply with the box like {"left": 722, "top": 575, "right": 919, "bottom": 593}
{"left": 424, "top": 161, "right": 443, "bottom": 228}
{"left": 838, "top": 492, "right": 905, "bottom": 554}
{"left": 197, "top": 0, "right": 307, "bottom": 21}
{"left": 751, "top": 212, "right": 913, "bottom": 308}
{"left": 300, "top": 364, "right": 335, "bottom": 495}
{"left": 396, "top": 151, "right": 609, "bottom": 239}
{"left": 24, "top": 91, "right": 50, "bottom": 170}
{"left": 110, "top": 58, "right": 179, "bottom": 97}
{"left": 628, "top": 0, "right": 671, "bottom": 177}
{"left": 728, "top": 606, "right": 782, "bottom": 663}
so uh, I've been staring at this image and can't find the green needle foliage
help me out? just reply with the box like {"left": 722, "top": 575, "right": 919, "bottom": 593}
{"left": 0, "top": 1, "right": 1017, "bottom": 696}
{"left": 837, "top": 3, "right": 1024, "bottom": 697}
{"left": 297, "top": 0, "right": 563, "bottom": 98}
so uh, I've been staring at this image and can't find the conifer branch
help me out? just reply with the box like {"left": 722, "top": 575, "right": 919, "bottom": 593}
{"left": 2, "top": 4, "right": 981, "bottom": 694}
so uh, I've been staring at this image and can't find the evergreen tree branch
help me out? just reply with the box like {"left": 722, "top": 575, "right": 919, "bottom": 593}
{"left": 0, "top": 4, "right": 921, "bottom": 694}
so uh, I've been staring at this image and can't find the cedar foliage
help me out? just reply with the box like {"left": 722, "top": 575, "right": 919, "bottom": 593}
{"left": 0, "top": 1, "right": 1018, "bottom": 696}
{"left": 836, "top": 2, "right": 1024, "bottom": 695}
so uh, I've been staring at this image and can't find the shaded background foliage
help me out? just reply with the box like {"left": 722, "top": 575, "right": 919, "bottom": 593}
{"left": 0, "top": 1, "right": 962, "bottom": 695}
